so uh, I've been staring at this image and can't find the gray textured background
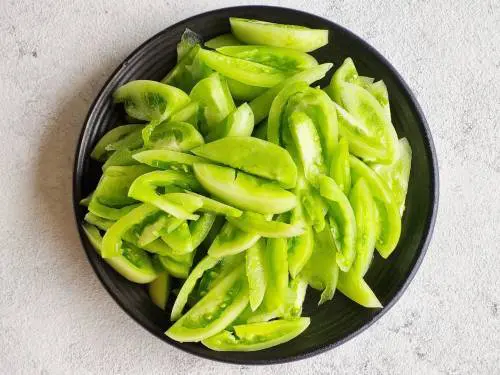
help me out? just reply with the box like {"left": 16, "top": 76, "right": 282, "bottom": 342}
{"left": 1, "top": 1, "right": 498, "bottom": 374}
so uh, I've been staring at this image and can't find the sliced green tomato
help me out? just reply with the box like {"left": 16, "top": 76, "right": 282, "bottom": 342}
{"left": 330, "top": 137, "right": 351, "bottom": 195}
{"left": 226, "top": 78, "right": 266, "bottom": 101}
{"left": 190, "top": 73, "right": 236, "bottom": 135}
{"left": 132, "top": 149, "right": 208, "bottom": 169}
{"left": 365, "top": 80, "right": 391, "bottom": 121}
{"left": 127, "top": 170, "right": 202, "bottom": 219}
{"left": 319, "top": 175, "right": 356, "bottom": 272}
{"left": 198, "top": 49, "right": 288, "bottom": 88}
{"left": 192, "top": 137, "right": 297, "bottom": 188}
{"left": 102, "top": 148, "right": 140, "bottom": 171}
{"left": 296, "top": 174, "right": 327, "bottom": 232}
{"left": 245, "top": 239, "right": 267, "bottom": 311}
{"left": 143, "top": 121, "right": 204, "bottom": 151}
{"left": 156, "top": 252, "right": 193, "bottom": 279}
{"left": 104, "top": 128, "right": 144, "bottom": 153}
{"left": 327, "top": 57, "right": 358, "bottom": 105}
{"left": 137, "top": 214, "right": 169, "bottom": 247}
{"left": 349, "top": 179, "right": 377, "bottom": 277}
{"left": 193, "top": 164, "right": 297, "bottom": 214}
{"left": 82, "top": 224, "right": 157, "bottom": 283}
{"left": 374, "top": 199, "right": 401, "bottom": 258}
{"left": 252, "top": 120, "right": 268, "bottom": 140}
{"left": 250, "top": 63, "right": 333, "bottom": 124}
{"left": 337, "top": 271, "right": 382, "bottom": 308}
{"left": 284, "top": 277, "right": 308, "bottom": 319}
{"left": 208, "top": 221, "right": 261, "bottom": 258}
{"left": 230, "top": 17, "right": 328, "bottom": 52}
{"left": 171, "top": 256, "right": 220, "bottom": 321}
{"left": 80, "top": 193, "right": 93, "bottom": 207}
{"left": 162, "top": 45, "right": 205, "bottom": 93}
{"left": 149, "top": 272, "right": 171, "bottom": 310}
{"left": 206, "top": 103, "right": 255, "bottom": 142}
{"left": 371, "top": 138, "right": 412, "bottom": 214}
{"left": 88, "top": 200, "right": 140, "bottom": 221}
{"left": 101, "top": 203, "right": 159, "bottom": 258}
{"left": 349, "top": 155, "right": 393, "bottom": 203}
{"left": 288, "top": 111, "right": 326, "bottom": 187}
{"left": 166, "top": 265, "right": 249, "bottom": 342}
{"left": 248, "top": 236, "right": 288, "bottom": 322}
{"left": 91, "top": 125, "right": 143, "bottom": 161}
{"left": 189, "top": 213, "right": 216, "bottom": 248}
{"left": 202, "top": 317, "right": 310, "bottom": 351}
{"left": 113, "top": 80, "right": 190, "bottom": 122}
{"left": 170, "top": 101, "right": 200, "bottom": 128}
{"left": 184, "top": 191, "right": 242, "bottom": 217}
{"left": 197, "top": 254, "right": 246, "bottom": 300}
{"left": 217, "top": 45, "right": 318, "bottom": 72}
{"left": 176, "top": 28, "right": 202, "bottom": 62}
{"left": 84, "top": 212, "right": 115, "bottom": 231}
{"left": 287, "top": 225, "right": 313, "bottom": 279}
{"left": 161, "top": 221, "right": 193, "bottom": 254}
{"left": 227, "top": 212, "right": 304, "bottom": 238}
{"left": 91, "top": 165, "right": 152, "bottom": 208}
{"left": 205, "top": 33, "right": 242, "bottom": 49}
{"left": 300, "top": 224, "right": 339, "bottom": 305}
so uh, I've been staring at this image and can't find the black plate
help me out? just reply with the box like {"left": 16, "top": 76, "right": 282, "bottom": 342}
{"left": 73, "top": 6, "right": 438, "bottom": 364}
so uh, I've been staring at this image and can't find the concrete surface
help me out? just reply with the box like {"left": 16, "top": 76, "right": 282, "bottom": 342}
{"left": 0, "top": 0, "right": 498, "bottom": 374}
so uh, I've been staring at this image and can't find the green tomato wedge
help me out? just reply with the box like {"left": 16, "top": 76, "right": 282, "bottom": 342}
{"left": 189, "top": 212, "right": 217, "bottom": 248}
{"left": 206, "top": 103, "right": 255, "bottom": 142}
{"left": 371, "top": 138, "right": 412, "bottom": 214}
{"left": 132, "top": 149, "right": 208, "bottom": 169}
{"left": 337, "top": 271, "right": 382, "bottom": 308}
{"left": 196, "top": 254, "right": 245, "bottom": 300}
{"left": 79, "top": 193, "right": 93, "bottom": 207}
{"left": 327, "top": 57, "right": 358, "bottom": 105}
{"left": 128, "top": 170, "right": 203, "bottom": 219}
{"left": 287, "top": 224, "right": 314, "bottom": 279}
{"left": 84, "top": 212, "right": 115, "bottom": 231}
{"left": 87, "top": 200, "right": 140, "bottom": 221}
{"left": 102, "top": 148, "right": 140, "bottom": 171}
{"left": 248, "top": 236, "right": 288, "bottom": 322}
{"left": 190, "top": 73, "right": 235, "bottom": 135}
{"left": 143, "top": 121, "right": 204, "bottom": 151}
{"left": 91, "top": 125, "right": 144, "bottom": 161}
{"left": 149, "top": 272, "right": 171, "bottom": 310}
{"left": 300, "top": 224, "right": 339, "bottom": 305}
{"left": 82, "top": 223, "right": 157, "bottom": 284}
{"left": 170, "top": 101, "right": 200, "bottom": 128}
{"left": 205, "top": 33, "right": 242, "bottom": 49}
{"left": 184, "top": 191, "right": 242, "bottom": 217}
{"left": 319, "top": 175, "right": 356, "bottom": 272}
{"left": 227, "top": 212, "right": 304, "bottom": 238}
{"left": 193, "top": 164, "right": 297, "bottom": 214}
{"left": 137, "top": 214, "right": 170, "bottom": 247}
{"left": 349, "top": 179, "right": 377, "bottom": 277}
{"left": 192, "top": 137, "right": 297, "bottom": 189}
{"left": 176, "top": 28, "right": 202, "bottom": 62}
{"left": 288, "top": 111, "right": 327, "bottom": 187}
{"left": 245, "top": 239, "right": 267, "bottom": 311}
{"left": 202, "top": 317, "right": 310, "bottom": 351}
{"left": 252, "top": 119, "right": 268, "bottom": 140}
{"left": 162, "top": 45, "right": 205, "bottom": 93}
{"left": 230, "top": 17, "right": 328, "bottom": 52}
{"left": 156, "top": 253, "right": 193, "bottom": 279}
{"left": 198, "top": 49, "right": 288, "bottom": 88}
{"left": 349, "top": 155, "right": 393, "bottom": 203}
{"left": 284, "top": 278, "right": 308, "bottom": 319}
{"left": 166, "top": 265, "right": 249, "bottom": 342}
{"left": 330, "top": 137, "right": 351, "bottom": 195}
{"left": 217, "top": 45, "right": 318, "bottom": 72}
{"left": 113, "top": 80, "right": 190, "bottom": 122}
{"left": 226, "top": 78, "right": 266, "bottom": 101}
{"left": 208, "top": 220, "right": 262, "bottom": 258}
{"left": 161, "top": 221, "right": 193, "bottom": 254}
{"left": 250, "top": 63, "right": 332, "bottom": 124}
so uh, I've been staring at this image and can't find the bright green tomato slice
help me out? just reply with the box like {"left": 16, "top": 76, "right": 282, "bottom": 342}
{"left": 149, "top": 272, "right": 171, "bottom": 310}
{"left": 176, "top": 28, "right": 202, "bottom": 62}
{"left": 206, "top": 103, "right": 255, "bottom": 142}
{"left": 82, "top": 223, "right": 157, "bottom": 283}
{"left": 184, "top": 191, "right": 242, "bottom": 217}
{"left": 226, "top": 78, "right": 266, "bottom": 101}
{"left": 166, "top": 265, "right": 249, "bottom": 342}
{"left": 189, "top": 212, "right": 216, "bottom": 248}
{"left": 102, "top": 148, "right": 140, "bottom": 171}
{"left": 162, "top": 45, "right": 206, "bottom": 93}
{"left": 252, "top": 120, "right": 268, "bottom": 140}
{"left": 319, "top": 175, "right": 356, "bottom": 272}
{"left": 192, "top": 137, "right": 297, "bottom": 189}
{"left": 337, "top": 271, "right": 382, "bottom": 308}
{"left": 245, "top": 239, "right": 267, "bottom": 311}
{"left": 132, "top": 149, "right": 208, "bottom": 169}
{"left": 91, "top": 125, "right": 144, "bottom": 161}
{"left": 205, "top": 33, "right": 242, "bottom": 49}
{"left": 230, "top": 17, "right": 328, "bottom": 52}
{"left": 87, "top": 201, "right": 140, "bottom": 221}
{"left": 284, "top": 278, "right": 308, "bottom": 319}
{"left": 170, "top": 101, "right": 200, "bottom": 128}
{"left": 217, "top": 45, "right": 318, "bottom": 72}
{"left": 349, "top": 179, "right": 377, "bottom": 277}
{"left": 250, "top": 63, "right": 332, "bottom": 124}
{"left": 84, "top": 212, "right": 115, "bottom": 231}
{"left": 196, "top": 254, "right": 245, "bottom": 301}
{"left": 371, "top": 138, "right": 412, "bottom": 214}
{"left": 202, "top": 317, "right": 310, "bottom": 351}
{"left": 198, "top": 49, "right": 288, "bottom": 88}
{"left": 128, "top": 170, "right": 202, "bottom": 219}
{"left": 156, "top": 252, "right": 193, "bottom": 279}
{"left": 287, "top": 224, "right": 313, "bottom": 279}
{"left": 137, "top": 214, "right": 169, "bottom": 247}
{"left": 349, "top": 155, "right": 393, "bottom": 202}
{"left": 193, "top": 164, "right": 297, "bottom": 214}
{"left": 208, "top": 221, "right": 262, "bottom": 258}
{"left": 113, "top": 80, "right": 190, "bottom": 122}
{"left": 329, "top": 137, "right": 351, "bottom": 195}
{"left": 300, "top": 224, "right": 339, "bottom": 305}
{"left": 144, "top": 121, "right": 204, "bottom": 151}
{"left": 161, "top": 221, "right": 192, "bottom": 254}
{"left": 227, "top": 212, "right": 304, "bottom": 238}
{"left": 190, "top": 73, "right": 235, "bottom": 135}
{"left": 79, "top": 193, "right": 93, "bottom": 207}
